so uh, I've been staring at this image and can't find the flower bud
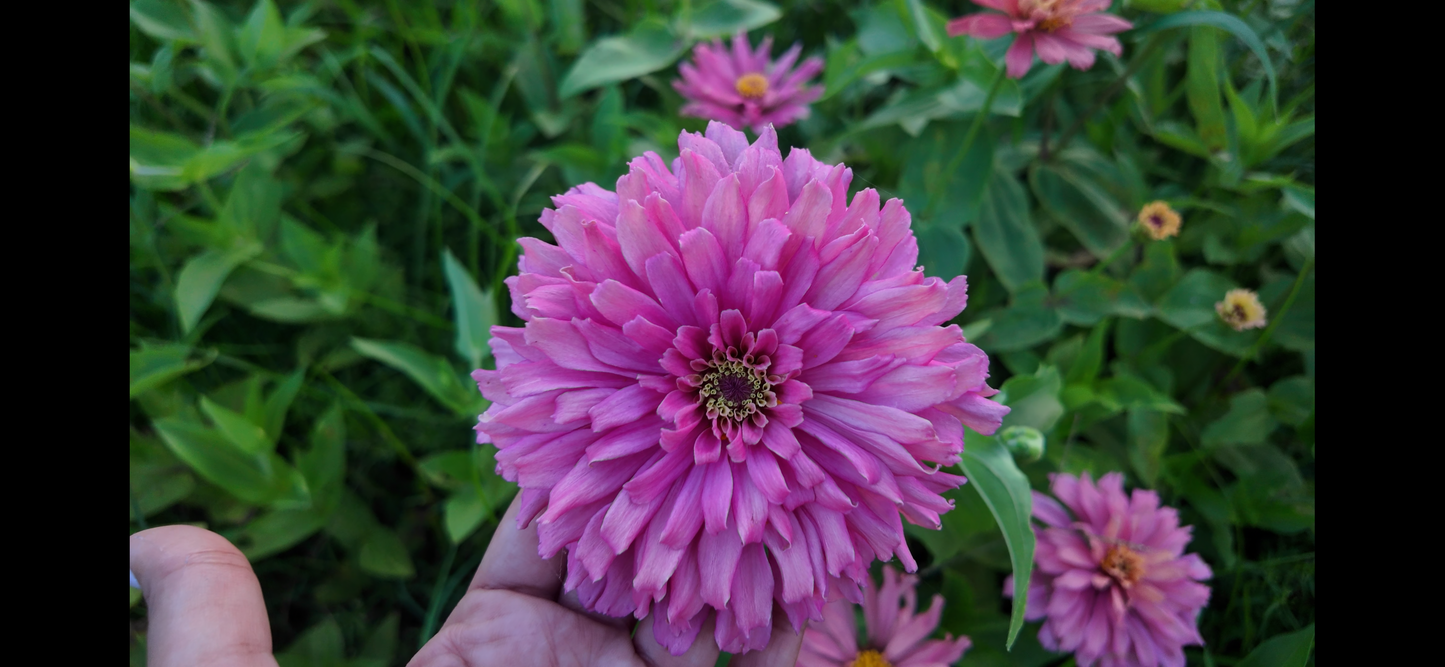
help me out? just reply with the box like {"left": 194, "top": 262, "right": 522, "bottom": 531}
{"left": 1137, "top": 201, "right": 1181, "bottom": 240}
{"left": 1215, "top": 288, "right": 1267, "bottom": 331}
{"left": 999, "top": 425, "right": 1046, "bottom": 462}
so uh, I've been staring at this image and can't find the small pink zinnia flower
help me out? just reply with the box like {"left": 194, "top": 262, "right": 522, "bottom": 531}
{"left": 673, "top": 32, "right": 824, "bottom": 132}
{"left": 474, "top": 121, "right": 1009, "bottom": 655}
{"left": 946, "top": 1, "right": 1133, "bottom": 78}
{"left": 800, "top": 566, "right": 972, "bottom": 667}
{"left": 1008, "top": 472, "right": 1212, "bottom": 667}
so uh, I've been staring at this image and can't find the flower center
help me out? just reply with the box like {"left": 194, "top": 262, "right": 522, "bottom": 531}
{"left": 699, "top": 360, "right": 771, "bottom": 422}
{"left": 1038, "top": 15, "right": 1072, "bottom": 32}
{"left": 1100, "top": 544, "right": 1146, "bottom": 587}
{"left": 735, "top": 73, "right": 769, "bottom": 100}
{"left": 1148, "top": 214, "right": 1164, "bottom": 229}
{"left": 850, "top": 650, "right": 892, "bottom": 667}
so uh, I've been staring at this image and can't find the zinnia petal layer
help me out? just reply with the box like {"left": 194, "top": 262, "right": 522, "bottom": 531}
{"left": 475, "top": 122, "right": 1006, "bottom": 655}
{"left": 799, "top": 565, "right": 972, "bottom": 667}
{"left": 948, "top": 0, "right": 1132, "bottom": 78}
{"left": 1008, "top": 472, "right": 1212, "bottom": 667}
{"left": 673, "top": 33, "right": 824, "bottom": 132}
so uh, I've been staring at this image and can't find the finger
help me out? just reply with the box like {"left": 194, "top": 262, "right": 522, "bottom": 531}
{"left": 130, "top": 525, "right": 278, "bottom": 667}
{"left": 469, "top": 492, "right": 565, "bottom": 599}
{"left": 730, "top": 608, "right": 805, "bottom": 667}
{"left": 633, "top": 612, "right": 720, "bottom": 667}
{"left": 557, "top": 588, "right": 634, "bottom": 632}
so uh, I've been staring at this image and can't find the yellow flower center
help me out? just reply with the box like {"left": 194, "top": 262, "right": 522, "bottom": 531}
{"left": 1100, "top": 544, "right": 1146, "bottom": 587}
{"left": 850, "top": 650, "right": 893, "bottom": 667}
{"left": 735, "top": 73, "right": 769, "bottom": 100}
{"left": 1038, "top": 15, "right": 1072, "bottom": 32}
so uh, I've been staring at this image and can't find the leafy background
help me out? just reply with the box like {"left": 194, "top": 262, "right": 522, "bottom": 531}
{"left": 129, "top": 0, "right": 1315, "bottom": 664}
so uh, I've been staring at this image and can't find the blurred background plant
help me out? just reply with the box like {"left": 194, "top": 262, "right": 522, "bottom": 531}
{"left": 129, "top": 0, "right": 1314, "bottom": 664}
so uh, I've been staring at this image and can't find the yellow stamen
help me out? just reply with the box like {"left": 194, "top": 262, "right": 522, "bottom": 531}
{"left": 1215, "top": 289, "right": 1267, "bottom": 331}
{"left": 1038, "top": 15, "right": 1072, "bottom": 32}
{"left": 1100, "top": 544, "right": 1146, "bottom": 588}
{"left": 1137, "top": 201, "right": 1181, "bottom": 240}
{"left": 850, "top": 649, "right": 892, "bottom": 667}
{"left": 735, "top": 73, "right": 769, "bottom": 100}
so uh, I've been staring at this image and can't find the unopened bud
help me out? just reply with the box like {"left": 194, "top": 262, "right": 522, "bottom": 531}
{"left": 999, "top": 425, "right": 1045, "bottom": 462}
{"left": 1215, "top": 288, "right": 1267, "bottom": 331}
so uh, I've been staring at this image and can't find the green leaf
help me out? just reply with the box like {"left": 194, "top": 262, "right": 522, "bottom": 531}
{"left": 974, "top": 283, "right": 1062, "bottom": 353}
{"left": 1267, "top": 376, "right": 1314, "bottom": 428}
{"left": 1030, "top": 164, "right": 1130, "bottom": 259}
{"left": 222, "top": 162, "right": 284, "bottom": 241}
{"left": 1053, "top": 271, "right": 1150, "bottom": 326}
{"left": 175, "top": 241, "right": 262, "bottom": 333}
{"left": 240, "top": 508, "right": 329, "bottom": 561}
{"left": 351, "top": 338, "right": 481, "bottom": 416}
{"left": 1202, "top": 389, "right": 1277, "bottom": 448}
{"left": 130, "top": 342, "right": 213, "bottom": 397}
{"left": 1153, "top": 268, "right": 1256, "bottom": 356}
{"left": 999, "top": 365, "right": 1063, "bottom": 433}
{"left": 262, "top": 369, "right": 305, "bottom": 446}
{"left": 973, "top": 172, "right": 1044, "bottom": 293}
{"left": 200, "top": 396, "right": 271, "bottom": 455}
{"left": 1237, "top": 625, "right": 1314, "bottom": 667}
{"left": 559, "top": 19, "right": 688, "bottom": 98}
{"left": 442, "top": 249, "right": 497, "bottom": 370}
{"left": 190, "top": 0, "right": 239, "bottom": 85}
{"left": 238, "top": 0, "right": 286, "bottom": 69}
{"left": 444, "top": 486, "right": 490, "bottom": 544}
{"left": 153, "top": 417, "right": 309, "bottom": 507}
{"left": 688, "top": 0, "right": 783, "bottom": 40}
{"left": 897, "top": 0, "right": 941, "bottom": 53}
{"left": 1144, "top": 11, "right": 1278, "bottom": 109}
{"left": 1126, "top": 409, "right": 1169, "bottom": 487}
{"left": 130, "top": 0, "right": 195, "bottom": 42}
{"left": 957, "top": 435, "right": 1035, "bottom": 650}
{"left": 915, "top": 223, "right": 971, "bottom": 283}
{"left": 276, "top": 617, "right": 345, "bottom": 667}
{"left": 359, "top": 528, "right": 415, "bottom": 578}
{"left": 1185, "top": 26, "right": 1227, "bottom": 150}
{"left": 1065, "top": 320, "right": 1109, "bottom": 386}
{"left": 298, "top": 404, "right": 347, "bottom": 516}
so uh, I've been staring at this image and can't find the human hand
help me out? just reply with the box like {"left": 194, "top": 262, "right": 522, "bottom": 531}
{"left": 130, "top": 494, "right": 805, "bottom": 667}
{"left": 408, "top": 493, "right": 804, "bottom": 666}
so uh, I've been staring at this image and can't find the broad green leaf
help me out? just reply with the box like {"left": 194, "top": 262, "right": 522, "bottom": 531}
{"left": 549, "top": 0, "right": 586, "bottom": 54}
{"left": 351, "top": 338, "right": 481, "bottom": 415}
{"left": 897, "top": 0, "right": 940, "bottom": 53}
{"left": 1126, "top": 409, "right": 1169, "bottom": 487}
{"left": 999, "top": 365, "right": 1063, "bottom": 433}
{"left": 1202, "top": 389, "right": 1277, "bottom": 448}
{"left": 190, "top": 0, "right": 238, "bottom": 85}
{"left": 131, "top": 0, "right": 196, "bottom": 41}
{"left": 1052, "top": 271, "right": 1150, "bottom": 326}
{"left": 899, "top": 122, "right": 994, "bottom": 231}
{"left": 175, "top": 241, "right": 262, "bottom": 333}
{"left": 444, "top": 486, "right": 490, "bottom": 543}
{"left": 129, "top": 126, "right": 199, "bottom": 191}
{"left": 1144, "top": 11, "right": 1278, "bottom": 108}
{"left": 1065, "top": 320, "right": 1109, "bottom": 387}
{"left": 975, "top": 283, "right": 1062, "bottom": 353}
{"left": 1030, "top": 164, "right": 1130, "bottom": 259}
{"left": 973, "top": 172, "right": 1044, "bottom": 293}
{"left": 1267, "top": 376, "right": 1314, "bottom": 428}
{"left": 153, "top": 417, "right": 309, "bottom": 507}
{"left": 1237, "top": 625, "right": 1314, "bottom": 667}
{"left": 443, "top": 249, "right": 498, "bottom": 370}
{"left": 248, "top": 298, "right": 335, "bottom": 323}
{"left": 559, "top": 19, "right": 687, "bottom": 98}
{"left": 1097, "top": 375, "right": 1185, "bottom": 414}
{"left": 359, "top": 528, "right": 415, "bottom": 578}
{"left": 262, "top": 369, "right": 305, "bottom": 446}
{"left": 298, "top": 404, "right": 347, "bottom": 516}
{"left": 915, "top": 223, "right": 971, "bottom": 283}
{"left": 419, "top": 450, "right": 477, "bottom": 490}
{"left": 859, "top": 73, "right": 1022, "bottom": 133}
{"left": 222, "top": 163, "right": 283, "bottom": 241}
{"left": 957, "top": 435, "right": 1034, "bottom": 649}
{"left": 238, "top": 0, "right": 286, "bottom": 69}
{"left": 821, "top": 43, "right": 919, "bottom": 102}
{"left": 200, "top": 396, "right": 271, "bottom": 455}
{"left": 240, "top": 508, "right": 329, "bottom": 561}
{"left": 130, "top": 342, "right": 213, "bottom": 397}
{"left": 275, "top": 617, "right": 344, "bottom": 667}
{"left": 688, "top": 0, "right": 782, "bottom": 40}
{"left": 358, "top": 612, "right": 400, "bottom": 664}
{"left": 1185, "top": 26, "right": 1226, "bottom": 150}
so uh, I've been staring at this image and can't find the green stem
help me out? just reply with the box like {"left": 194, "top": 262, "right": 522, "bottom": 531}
{"left": 923, "top": 64, "right": 1009, "bottom": 219}
{"left": 1218, "top": 257, "right": 1314, "bottom": 389}
{"left": 419, "top": 541, "right": 458, "bottom": 649}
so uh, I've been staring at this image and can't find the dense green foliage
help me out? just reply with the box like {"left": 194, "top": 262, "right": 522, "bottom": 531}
{"left": 129, "top": 0, "right": 1314, "bottom": 665}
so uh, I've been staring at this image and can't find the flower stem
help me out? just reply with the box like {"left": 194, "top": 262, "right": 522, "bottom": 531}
{"left": 923, "top": 64, "right": 1009, "bottom": 219}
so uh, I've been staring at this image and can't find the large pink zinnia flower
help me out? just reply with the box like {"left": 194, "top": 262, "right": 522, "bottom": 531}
{"left": 673, "top": 33, "right": 824, "bottom": 132}
{"left": 473, "top": 121, "right": 1009, "bottom": 655}
{"left": 946, "top": 1, "right": 1133, "bottom": 78}
{"left": 1007, "top": 472, "right": 1212, "bottom": 667}
{"left": 800, "top": 566, "right": 972, "bottom": 667}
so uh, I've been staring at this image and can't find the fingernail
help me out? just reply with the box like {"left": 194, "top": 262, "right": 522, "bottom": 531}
{"left": 130, "top": 570, "right": 140, "bottom": 589}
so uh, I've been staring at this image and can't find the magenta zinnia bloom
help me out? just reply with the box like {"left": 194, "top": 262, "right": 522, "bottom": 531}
{"left": 946, "top": 1, "right": 1133, "bottom": 78}
{"left": 673, "top": 32, "right": 824, "bottom": 132}
{"left": 473, "top": 121, "right": 1008, "bottom": 655}
{"left": 1008, "top": 472, "right": 1212, "bottom": 667}
{"left": 800, "top": 566, "right": 972, "bottom": 667}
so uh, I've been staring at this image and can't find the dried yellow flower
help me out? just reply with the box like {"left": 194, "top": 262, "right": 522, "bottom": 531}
{"left": 1216, "top": 288, "right": 1267, "bottom": 331}
{"left": 1137, "top": 201, "right": 1181, "bottom": 240}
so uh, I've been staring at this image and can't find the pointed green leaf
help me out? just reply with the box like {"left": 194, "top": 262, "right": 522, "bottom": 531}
{"left": 974, "top": 172, "right": 1044, "bottom": 292}
{"left": 957, "top": 435, "right": 1034, "bottom": 650}
{"left": 442, "top": 249, "right": 497, "bottom": 370}
{"left": 351, "top": 338, "right": 480, "bottom": 415}
{"left": 130, "top": 342, "right": 213, "bottom": 397}
{"left": 559, "top": 19, "right": 687, "bottom": 98}
{"left": 1237, "top": 625, "right": 1314, "bottom": 667}
{"left": 688, "top": 0, "right": 783, "bottom": 40}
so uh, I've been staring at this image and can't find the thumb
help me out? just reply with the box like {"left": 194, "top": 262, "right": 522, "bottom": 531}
{"left": 131, "top": 525, "right": 279, "bottom": 667}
